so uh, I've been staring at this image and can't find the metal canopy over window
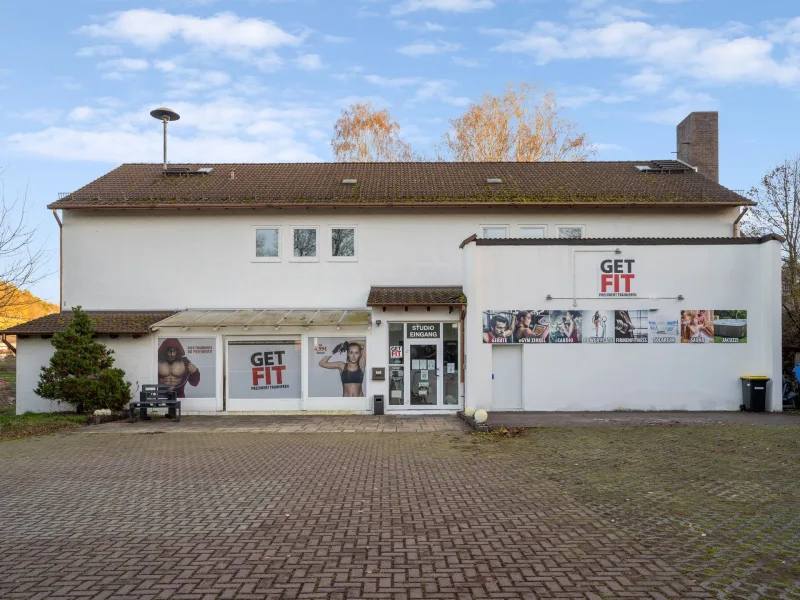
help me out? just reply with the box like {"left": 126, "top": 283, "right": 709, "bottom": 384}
{"left": 150, "top": 309, "right": 372, "bottom": 331}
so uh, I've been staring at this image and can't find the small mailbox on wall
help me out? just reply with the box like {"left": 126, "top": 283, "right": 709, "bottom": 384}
{"left": 372, "top": 367, "right": 386, "bottom": 381}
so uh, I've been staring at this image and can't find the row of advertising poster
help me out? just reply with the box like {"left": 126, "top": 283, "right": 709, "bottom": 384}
{"left": 482, "top": 310, "right": 748, "bottom": 344}
{"left": 156, "top": 337, "right": 367, "bottom": 400}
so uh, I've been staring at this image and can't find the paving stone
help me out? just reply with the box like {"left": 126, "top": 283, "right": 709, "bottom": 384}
{"left": 0, "top": 421, "right": 798, "bottom": 598}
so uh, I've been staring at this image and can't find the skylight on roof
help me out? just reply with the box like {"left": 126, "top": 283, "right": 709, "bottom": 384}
{"left": 342, "top": 178, "right": 357, "bottom": 184}
{"left": 486, "top": 178, "right": 503, "bottom": 184}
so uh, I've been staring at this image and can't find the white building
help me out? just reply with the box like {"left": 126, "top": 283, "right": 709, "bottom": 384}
{"left": 6, "top": 112, "right": 784, "bottom": 413}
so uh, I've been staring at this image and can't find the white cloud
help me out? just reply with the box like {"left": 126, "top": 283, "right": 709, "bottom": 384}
{"left": 295, "top": 54, "right": 324, "bottom": 70}
{"left": 559, "top": 86, "right": 635, "bottom": 108}
{"left": 397, "top": 40, "right": 460, "bottom": 56}
{"left": 365, "top": 74, "right": 423, "bottom": 86}
{"left": 76, "top": 45, "right": 122, "bottom": 57}
{"left": 5, "top": 97, "right": 329, "bottom": 163}
{"left": 98, "top": 57, "right": 149, "bottom": 71}
{"left": 335, "top": 95, "right": 393, "bottom": 108}
{"left": 323, "top": 34, "right": 353, "bottom": 43}
{"left": 409, "top": 80, "right": 469, "bottom": 105}
{"left": 622, "top": 68, "right": 664, "bottom": 93}
{"left": 391, "top": 0, "right": 494, "bottom": 14}
{"left": 567, "top": 0, "right": 650, "bottom": 24}
{"left": 78, "top": 9, "right": 302, "bottom": 55}
{"left": 154, "top": 60, "right": 232, "bottom": 93}
{"left": 395, "top": 20, "right": 446, "bottom": 31}
{"left": 489, "top": 20, "right": 800, "bottom": 86}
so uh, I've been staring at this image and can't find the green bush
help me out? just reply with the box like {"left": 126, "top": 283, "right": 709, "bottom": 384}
{"left": 34, "top": 307, "right": 131, "bottom": 413}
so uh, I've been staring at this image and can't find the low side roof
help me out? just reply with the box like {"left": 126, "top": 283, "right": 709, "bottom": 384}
{"left": 49, "top": 162, "right": 752, "bottom": 209}
{"left": 1, "top": 311, "right": 176, "bottom": 335}
{"left": 367, "top": 286, "right": 466, "bottom": 306}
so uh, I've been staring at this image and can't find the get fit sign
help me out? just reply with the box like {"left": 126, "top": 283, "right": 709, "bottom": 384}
{"left": 599, "top": 258, "right": 637, "bottom": 297}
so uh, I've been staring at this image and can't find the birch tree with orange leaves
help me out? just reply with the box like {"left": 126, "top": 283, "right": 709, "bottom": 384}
{"left": 440, "top": 83, "right": 594, "bottom": 162}
{"left": 332, "top": 103, "right": 416, "bottom": 162}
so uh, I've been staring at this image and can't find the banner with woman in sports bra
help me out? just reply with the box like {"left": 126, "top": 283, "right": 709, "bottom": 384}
{"left": 310, "top": 337, "right": 367, "bottom": 397}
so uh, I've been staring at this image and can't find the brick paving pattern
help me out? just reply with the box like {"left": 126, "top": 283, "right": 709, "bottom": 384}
{"left": 1, "top": 418, "right": 798, "bottom": 599}
{"left": 90, "top": 415, "right": 466, "bottom": 434}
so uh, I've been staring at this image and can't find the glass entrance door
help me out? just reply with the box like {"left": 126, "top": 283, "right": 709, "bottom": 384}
{"left": 408, "top": 341, "right": 442, "bottom": 407}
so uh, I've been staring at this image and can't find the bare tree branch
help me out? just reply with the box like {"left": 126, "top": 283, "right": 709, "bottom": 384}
{"left": 0, "top": 170, "right": 52, "bottom": 323}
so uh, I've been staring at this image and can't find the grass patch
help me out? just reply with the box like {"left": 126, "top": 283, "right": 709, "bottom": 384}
{"left": 0, "top": 372, "right": 17, "bottom": 387}
{"left": 0, "top": 405, "right": 85, "bottom": 441}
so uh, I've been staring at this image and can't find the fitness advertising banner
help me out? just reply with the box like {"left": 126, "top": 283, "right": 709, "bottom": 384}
{"left": 582, "top": 310, "right": 615, "bottom": 344}
{"left": 157, "top": 337, "right": 217, "bottom": 398}
{"left": 482, "top": 309, "right": 747, "bottom": 344}
{"left": 227, "top": 340, "right": 301, "bottom": 399}
{"left": 308, "top": 337, "right": 367, "bottom": 397}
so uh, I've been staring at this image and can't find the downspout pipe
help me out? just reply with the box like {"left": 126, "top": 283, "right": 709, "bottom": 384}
{"left": 733, "top": 206, "right": 749, "bottom": 238}
{"left": 52, "top": 210, "right": 62, "bottom": 310}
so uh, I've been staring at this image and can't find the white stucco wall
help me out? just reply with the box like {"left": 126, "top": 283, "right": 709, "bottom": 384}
{"left": 61, "top": 207, "right": 739, "bottom": 311}
{"left": 15, "top": 336, "right": 154, "bottom": 414}
{"left": 463, "top": 239, "right": 782, "bottom": 412}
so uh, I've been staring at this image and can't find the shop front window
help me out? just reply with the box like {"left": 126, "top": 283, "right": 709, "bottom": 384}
{"left": 443, "top": 322, "right": 459, "bottom": 405}
{"left": 388, "top": 323, "right": 404, "bottom": 405}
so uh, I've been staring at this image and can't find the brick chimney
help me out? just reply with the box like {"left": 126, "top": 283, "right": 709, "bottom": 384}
{"left": 676, "top": 112, "right": 718, "bottom": 183}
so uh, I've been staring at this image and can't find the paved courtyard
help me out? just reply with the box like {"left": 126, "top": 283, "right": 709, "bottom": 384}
{"left": 1, "top": 416, "right": 799, "bottom": 599}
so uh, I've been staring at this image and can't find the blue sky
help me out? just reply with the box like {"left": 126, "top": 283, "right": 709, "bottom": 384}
{"left": 2, "top": 0, "right": 799, "bottom": 303}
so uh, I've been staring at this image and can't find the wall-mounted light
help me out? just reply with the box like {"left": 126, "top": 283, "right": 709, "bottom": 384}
{"left": 376, "top": 320, "right": 382, "bottom": 326}
{"left": 545, "top": 294, "right": 553, "bottom": 301}
{"left": 678, "top": 295, "right": 684, "bottom": 301}
{"left": 615, "top": 248, "right": 622, "bottom": 254}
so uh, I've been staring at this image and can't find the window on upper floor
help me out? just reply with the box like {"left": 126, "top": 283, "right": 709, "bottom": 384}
{"left": 557, "top": 225, "right": 585, "bottom": 239}
{"left": 331, "top": 226, "right": 357, "bottom": 260}
{"left": 292, "top": 226, "right": 318, "bottom": 260}
{"left": 519, "top": 225, "right": 546, "bottom": 239}
{"left": 254, "top": 227, "right": 280, "bottom": 261}
{"left": 481, "top": 225, "right": 509, "bottom": 239}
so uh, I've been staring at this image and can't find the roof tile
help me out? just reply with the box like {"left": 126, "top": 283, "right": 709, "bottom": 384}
{"left": 49, "top": 162, "right": 751, "bottom": 209}
{"left": 367, "top": 286, "right": 465, "bottom": 306}
{"left": 1, "top": 311, "right": 175, "bottom": 335}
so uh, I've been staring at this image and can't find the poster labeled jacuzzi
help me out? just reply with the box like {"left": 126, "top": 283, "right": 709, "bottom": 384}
{"left": 714, "top": 310, "right": 748, "bottom": 343}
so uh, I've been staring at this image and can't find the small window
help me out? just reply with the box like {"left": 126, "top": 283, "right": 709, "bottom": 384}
{"left": 481, "top": 225, "right": 509, "bottom": 239}
{"left": 557, "top": 226, "right": 584, "bottom": 239}
{"left": 519, "top": 225, "right": 546, "bottom": 239}
{"left": 292, "top": 227, "right": 318, "bottom": 260}
{"left": 331, "top": 226, "right": 357, "bottom": 260}
{"left": 254, "top": 227, "right": 280, "bottom": 261}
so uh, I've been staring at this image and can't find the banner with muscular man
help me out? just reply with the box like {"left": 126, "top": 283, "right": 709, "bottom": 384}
{"left": 157, "top": 337, "right": 217, "bottom": 398}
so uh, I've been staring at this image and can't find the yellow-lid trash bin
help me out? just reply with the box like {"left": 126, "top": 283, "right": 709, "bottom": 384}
{"left": 740, "top": 376, "right": 769, "bottom": 412}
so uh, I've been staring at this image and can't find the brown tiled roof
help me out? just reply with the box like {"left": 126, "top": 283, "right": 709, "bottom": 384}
{"left": 1, "top": 311, "right": 175, "bottom": 335}
{"left": 49, "top": 162, "right": 752, "bottom": 209}
{"left": 367, "top": 286, "right": 466, "bottom": 306}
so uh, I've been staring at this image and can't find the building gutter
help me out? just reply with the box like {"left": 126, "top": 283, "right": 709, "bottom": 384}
{"left": 2, "top": 334, "right": 16, "bottom": 355}
{"left": 47, "top": 201, "right": 756, "bottom": 211}
{"left": 52, "top": 210, "right": 62, "bottom": 310}
{"left": 733, "top": 206, "right": 749, "bottom": 238}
